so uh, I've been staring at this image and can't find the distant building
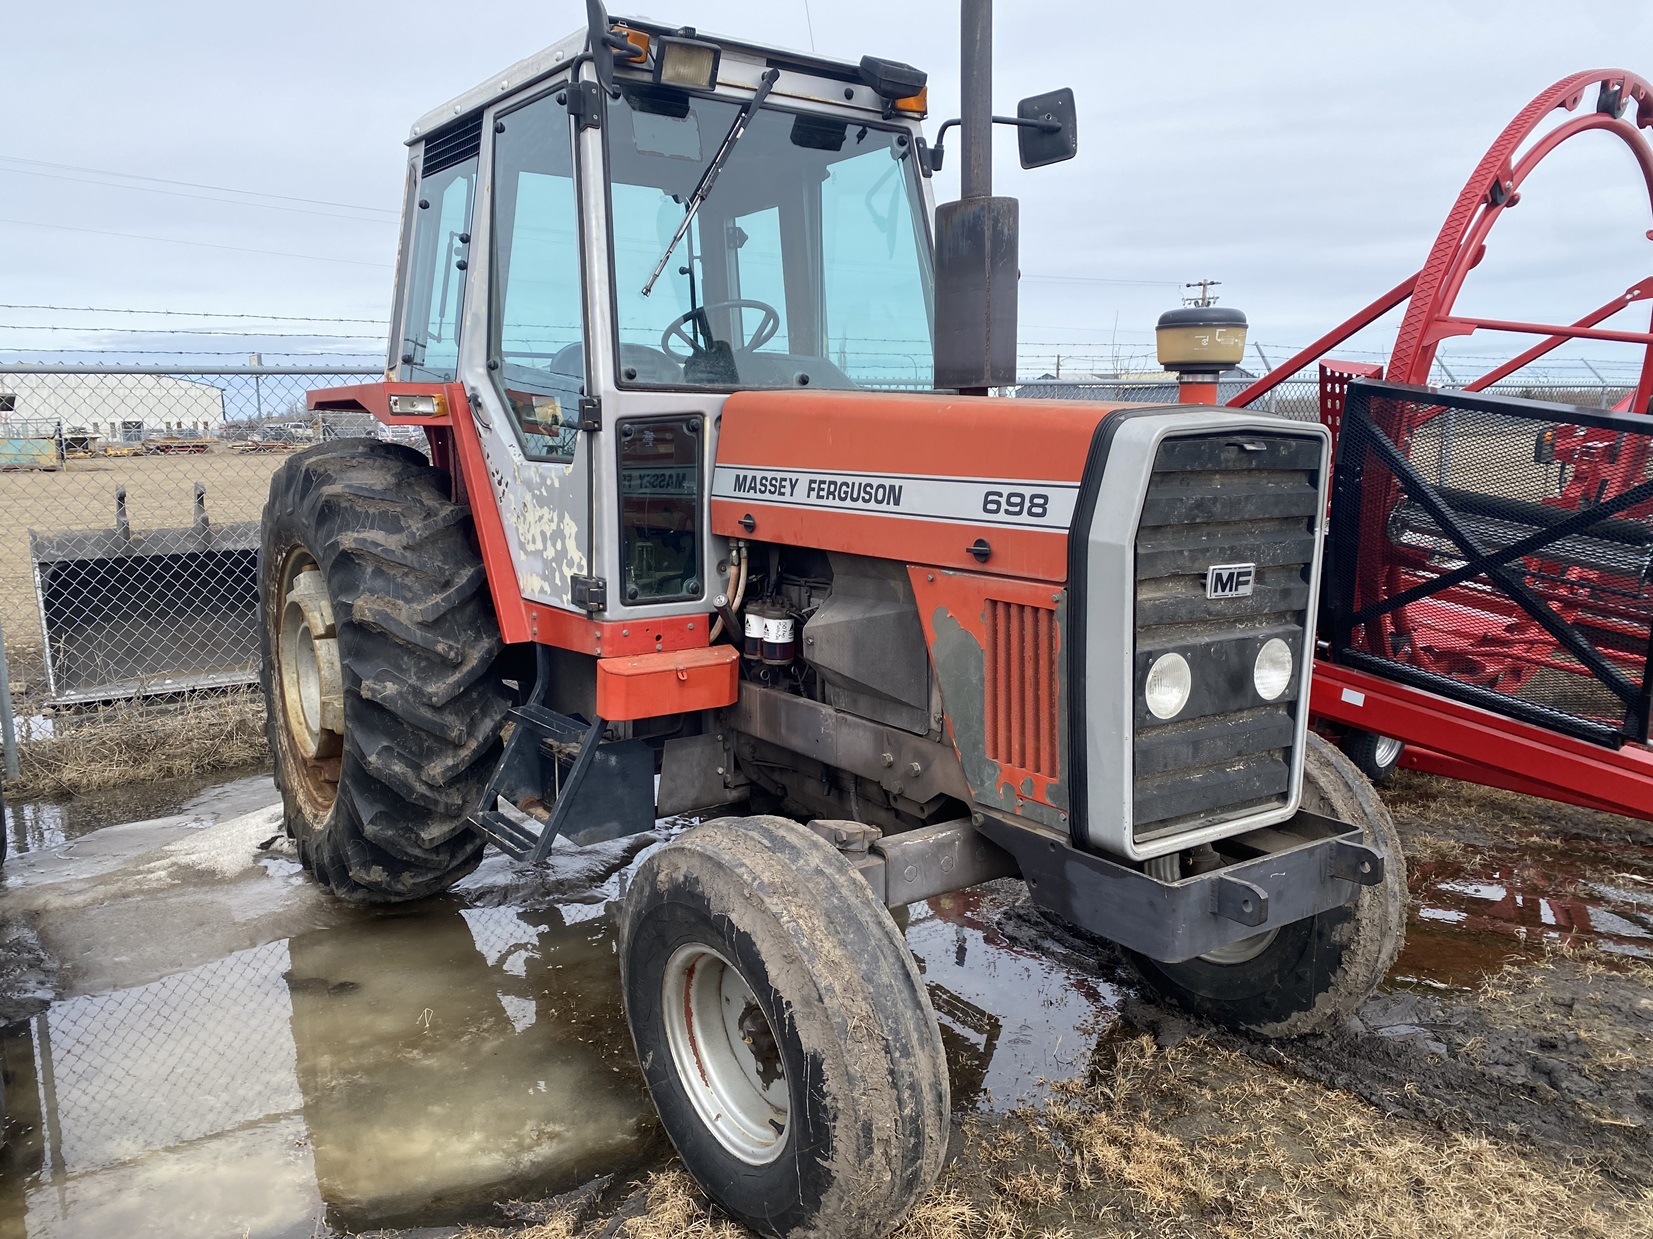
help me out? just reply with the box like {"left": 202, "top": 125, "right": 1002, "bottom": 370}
{"left": 0, "top": 373, "right": 226, "bottom": 442}
{"left": 1016, "top": 366, "right": 1256, "bottom": 403}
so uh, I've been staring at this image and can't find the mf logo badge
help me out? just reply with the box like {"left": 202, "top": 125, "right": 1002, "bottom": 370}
{"left": 1206, "top": 562, "right": 1256, "bottom": 600}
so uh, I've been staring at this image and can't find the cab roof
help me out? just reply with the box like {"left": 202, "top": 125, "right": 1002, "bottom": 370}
{"left": 408, "top": 15, "right": 908, "bottom": 145}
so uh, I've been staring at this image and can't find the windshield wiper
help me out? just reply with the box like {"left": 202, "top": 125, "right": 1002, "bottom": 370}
{"left": 641, "top": 68, "right": 780, "bottom": 297}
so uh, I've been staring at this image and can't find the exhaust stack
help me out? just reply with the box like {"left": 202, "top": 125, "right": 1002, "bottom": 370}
{"left": 933, "top": 0, "right": 1019, "bottom": 395}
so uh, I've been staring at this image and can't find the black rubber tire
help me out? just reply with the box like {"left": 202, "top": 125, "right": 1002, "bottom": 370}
{"left": 1339, "top": 728, "right": 1404, "bottom": 786}
{"left": 620, "top": 816, "right": 949, "bottom": 1239}
{"left": 1129, "top": 732, "right": 1408, "bottom": 1036}
{"left": 260, "top": 439, "right": 510, "bottom": 902}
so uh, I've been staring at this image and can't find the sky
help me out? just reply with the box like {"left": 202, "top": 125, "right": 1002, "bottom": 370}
{"left": 4, "top": 1, "right": 1653, "bottom": 379}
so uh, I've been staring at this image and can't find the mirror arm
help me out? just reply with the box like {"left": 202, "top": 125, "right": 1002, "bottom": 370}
{"left": 926, "top": 114, "right": 1061, "bottom": 172}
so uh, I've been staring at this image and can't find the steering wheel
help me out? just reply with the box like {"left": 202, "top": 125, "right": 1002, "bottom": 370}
{"left": 660, "top": 299, "right": 781, "bottom": 361}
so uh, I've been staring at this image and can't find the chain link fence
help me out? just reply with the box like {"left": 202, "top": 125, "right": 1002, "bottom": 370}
{"left": 0, "top": 367, "right": 412, "bottom": 724}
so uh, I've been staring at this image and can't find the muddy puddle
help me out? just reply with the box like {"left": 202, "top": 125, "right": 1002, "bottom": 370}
{"left": 1393, "top": 835, "right": 1653, "bottom": 988}
{"left": 0, "top": 793, "right": 1124, "bottom": 1239}
{"left": 4, "top": 768, "right": 1649, "bottom": 1238}
{"left": 4, "top": 769, "right": 273, "bottom": 858}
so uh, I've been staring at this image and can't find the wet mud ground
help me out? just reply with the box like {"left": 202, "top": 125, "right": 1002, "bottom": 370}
{"left": 0, "top": 768, "right": 1650, "bottom": 1237}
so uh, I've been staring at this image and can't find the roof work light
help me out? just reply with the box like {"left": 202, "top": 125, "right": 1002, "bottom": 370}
{"left": 655, "top": 36, "right": 722, "bottom": 90}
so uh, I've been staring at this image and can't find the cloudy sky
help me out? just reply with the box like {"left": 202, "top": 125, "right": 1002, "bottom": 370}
{"left": 4, "top": 1, "right": 1652, "bottom": 378}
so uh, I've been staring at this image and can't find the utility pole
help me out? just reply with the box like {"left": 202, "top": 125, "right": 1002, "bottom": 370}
{"left": 1183, "top": 279, "right": 1221, "bottom": 307}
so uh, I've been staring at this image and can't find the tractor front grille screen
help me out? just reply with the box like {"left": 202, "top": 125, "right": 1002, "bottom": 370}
{"left": 1326, "top": 379, "right": 1653, "bottom": 746}
{"left": 1132, "top": 430, "right": 1323, "bottom": 843}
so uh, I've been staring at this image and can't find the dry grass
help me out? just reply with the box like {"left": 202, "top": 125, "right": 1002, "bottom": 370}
{"left": 456, "top": 1212, "right": 580, "bottom": 1239}
{"left": 437, "top": 1023, "right": 1653, "bottom": 1239}
{"left": 7, "top": 685, "right": 267, "bottom": 798}
{"left": 1385, "top": 769, "right": 1646, "bottom": 843}
{"left": 891, "top": 1032, "right": 1653, "bottom": 1239}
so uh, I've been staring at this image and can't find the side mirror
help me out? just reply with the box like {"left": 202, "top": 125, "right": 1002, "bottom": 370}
{"left": 1016, "top": 88, "right": 1078, "bottom": 169}
{"left": 586, "top": 1, "right": 615, "bottom": 92}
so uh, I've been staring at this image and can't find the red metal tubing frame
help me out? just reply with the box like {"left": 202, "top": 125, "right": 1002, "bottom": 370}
{"left": 1239, "top": 72, "right": 1653, "bottom": 819}
{"left": 1231, "top": 71, "right": 1653, "bottom": 415}
{"left": 1312, "top": 660, "right": 1653, "bottom": 821}
{"left": 1392, "top": 75, "right": 1653, "bottom": 399}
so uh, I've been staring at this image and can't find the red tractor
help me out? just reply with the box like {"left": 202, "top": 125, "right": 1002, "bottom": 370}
{"left": 261, "top": 6, "right": 1405, "bottom": 1235}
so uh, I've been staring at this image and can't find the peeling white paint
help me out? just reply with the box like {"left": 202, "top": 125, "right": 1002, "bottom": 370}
{"left": 474, "top": 406, "right": 590, "bottom": 608}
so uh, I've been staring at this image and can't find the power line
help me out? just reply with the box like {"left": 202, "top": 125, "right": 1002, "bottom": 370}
{"left": 0, "top": 347, "right": 382, "bottom": 357}
{"left": 0, "top": 164, "right": 398, "bottom": 225}
{"left": 0, "top": 155, "right": 397, "bottom": 216}
{"left": 0, "top": 323, "right": 383, "bottom": 339}
{"left": 0, "top": 216, "right": 393, "bottom": 268}
{"left": 1022, "top": 273, "right": 1182, "bottom": 287}
{"left": 0, "top": 302, "right": 389, "bottom": 324}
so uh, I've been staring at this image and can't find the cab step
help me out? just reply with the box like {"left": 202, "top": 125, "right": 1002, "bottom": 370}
{"left": 468, "top": 652, "right": 656, "bottom": 862}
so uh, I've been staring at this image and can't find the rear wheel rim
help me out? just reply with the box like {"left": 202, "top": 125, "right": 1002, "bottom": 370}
{"left": 661, "top": 943, "right": 790, "bottom": 1165}
{"left": 1373, "top": 735, "right": 1403, "bottom": 768}
{"left": 275, "top": 547, "right": 344, "bottom": 817}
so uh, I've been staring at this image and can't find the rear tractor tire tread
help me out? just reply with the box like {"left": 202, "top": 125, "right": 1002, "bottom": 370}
{"left": 261, "top": 438, "right": 510, "bottom": 900}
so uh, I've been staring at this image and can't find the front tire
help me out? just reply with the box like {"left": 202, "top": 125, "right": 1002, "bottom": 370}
{"left": 620, "top": 817, "right": 949, "bottom": 1239}
{"left": 1129, "top": 732, "right": 1407, "bottom": 1036}
{"left": 260, "top": 439, "right": 510, "bottom": 902}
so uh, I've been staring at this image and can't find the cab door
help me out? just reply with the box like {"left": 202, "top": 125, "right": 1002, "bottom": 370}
{"left": 463, "top": 83, "right": 595, "bottom": 612}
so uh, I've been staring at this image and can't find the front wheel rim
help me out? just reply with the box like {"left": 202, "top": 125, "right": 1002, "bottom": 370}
{"left": 1146, "top": 852, "right": 1282, "bottom": 966}
{"left": 661, "top": 944, "right": 790, "bottom": 1165}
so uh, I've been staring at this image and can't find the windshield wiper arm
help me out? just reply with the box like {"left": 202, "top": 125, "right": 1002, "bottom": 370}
{"left": 641, "top": 68, "right": 780, "bottom": 297}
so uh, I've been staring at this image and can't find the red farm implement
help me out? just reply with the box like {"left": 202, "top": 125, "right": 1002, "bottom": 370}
{"left": 1234, "top": 69, "right": 1653, "bottom": 821}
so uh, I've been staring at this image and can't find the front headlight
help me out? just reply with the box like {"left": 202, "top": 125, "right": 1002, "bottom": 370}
{"left": 1253, "top": 637, "right": 1293, "bottom": 701}
{"left": 1145, "top": 652, "right": 1192, "bottom": 719}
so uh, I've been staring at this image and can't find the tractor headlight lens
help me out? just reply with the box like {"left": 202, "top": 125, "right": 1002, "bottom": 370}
{"left": 1144, "top": 652, "right": 1192, "bottom": 720}
{"left": 1253, "top": 638, "right": 1294, "bottom": 701}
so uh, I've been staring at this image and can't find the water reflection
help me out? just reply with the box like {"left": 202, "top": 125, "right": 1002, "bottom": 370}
{"left": 0, "top": 900, "right": 662, "bottom": 1238}
{"left": 910, "top": 884, "right": 1120, "bottom": 1111}
{"left": 3, "top": 772, "right": 274, "bottom": 859}
{"left": 0, "top": 828, "right": 1124, "bottom": 1236}
{"left": 1396, "top": 851, "right": 1653, "bottom": 987}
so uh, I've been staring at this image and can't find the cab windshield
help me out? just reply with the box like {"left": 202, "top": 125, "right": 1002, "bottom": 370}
{"left": 608, "top": 87, "right": 934, "bottom": 390}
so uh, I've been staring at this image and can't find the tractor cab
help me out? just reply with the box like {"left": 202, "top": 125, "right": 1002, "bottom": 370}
{"left": 391, "top": 17, "right": 936, "bottom": 616}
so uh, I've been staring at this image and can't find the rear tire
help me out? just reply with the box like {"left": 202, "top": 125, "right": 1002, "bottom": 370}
{"left": 260, "top": 439, "right": 510, "bottom": 902}
{"left": 1128, "top": 732, "right": 1407, "bottom": 1036}
{"left": 1339, "top": 729, "right": 1404, "bottom": 785}
{"left": 620, "top": 816, "right": 948, "bottom": 1239}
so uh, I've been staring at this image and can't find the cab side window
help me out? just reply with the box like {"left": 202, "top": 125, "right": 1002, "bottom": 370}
{"left": 396, "top": 118, "right": 480, "bottom": 382}
{"left": 490, "top": 89, "right": 584, "bottom": 461}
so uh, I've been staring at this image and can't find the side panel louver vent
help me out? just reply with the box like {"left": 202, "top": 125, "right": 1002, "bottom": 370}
{"left": 984, "top": 599, "right": 1059, "bottom": 779}
{"left": 422, "top": 115, "right": 484, "bottom": 176}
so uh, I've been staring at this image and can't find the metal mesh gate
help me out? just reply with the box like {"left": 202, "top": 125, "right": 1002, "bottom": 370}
{"left": 0, "top": 367, "right": 417, "bottom": 706}
{"left": 1324, "top": 379, "right": 1653, "bottom": 746}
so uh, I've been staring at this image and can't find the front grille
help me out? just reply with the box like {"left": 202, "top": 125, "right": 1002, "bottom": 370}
{"left": 984, "top": 599, "right": 1060, "bottom": 779}
{"left": 1132, "top": 432, "right": 1322, "bottom": 842}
